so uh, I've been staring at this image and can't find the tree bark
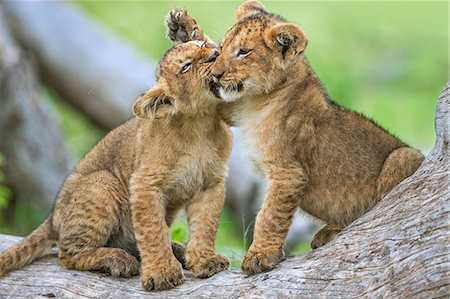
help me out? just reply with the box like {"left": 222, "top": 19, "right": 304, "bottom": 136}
{"left": 0, "top": 83, "right": 448, "bottom": 298}
{"left": 0, "top": 6, "right": 70, "bottom": 212}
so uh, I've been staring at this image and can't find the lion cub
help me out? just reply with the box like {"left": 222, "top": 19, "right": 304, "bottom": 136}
{"left": 212, "top": 0, "right": 424, "bottom": 275}
{"left": 171, "top": 0, "right": 424, "bottom": 275}
{"left": 0, "top": 20, "right": 231, "bottom": 291}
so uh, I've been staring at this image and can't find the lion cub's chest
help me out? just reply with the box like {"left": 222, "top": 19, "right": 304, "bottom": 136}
{"left": 170, "top": 137, "right": 224, "bottom": 200}
{"left": 238, "top": 104, "right": 273, "bottom": 175}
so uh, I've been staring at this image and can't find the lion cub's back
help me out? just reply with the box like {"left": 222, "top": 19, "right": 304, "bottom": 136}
{"left": 74, "top": 118, "right": 140, "bottom": 176}
{"left": 301, "top": 106, "right": 405, "bottom": 225}
{"left": 54, "top": 118, "right": 139, "bottom": 212}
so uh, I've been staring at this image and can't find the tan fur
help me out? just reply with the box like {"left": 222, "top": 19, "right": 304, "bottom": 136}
{"left": 203, "top": 0, "right": 424, "bottom": 275}
{"left": 0, "top": 14, "right": 231, "bottom": 291}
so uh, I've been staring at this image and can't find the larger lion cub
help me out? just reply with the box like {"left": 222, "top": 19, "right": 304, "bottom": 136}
{"left": 208, "top": 0, "right": 424, "bottom": 275}
{"left": 0, "top": 37, "right": 231, "bottom": 291}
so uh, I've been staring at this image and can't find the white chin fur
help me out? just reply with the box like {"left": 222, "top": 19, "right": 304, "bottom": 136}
{"left": 219, "top": 88, "right": 242, "bottom": 102}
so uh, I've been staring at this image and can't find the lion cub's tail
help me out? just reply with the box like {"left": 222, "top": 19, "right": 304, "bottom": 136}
{"left": 0, "top": 216, "right": 56, "bottom": 277}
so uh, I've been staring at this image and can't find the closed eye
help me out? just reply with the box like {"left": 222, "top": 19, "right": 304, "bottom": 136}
{"left": 181, "top": 62, "right": 192, "bottom": 74}
{"left": 236, "top": 48, "right": 251, "bottom": 58}
{"left": 205, "top": 51, "right": 219, "bottom": 63}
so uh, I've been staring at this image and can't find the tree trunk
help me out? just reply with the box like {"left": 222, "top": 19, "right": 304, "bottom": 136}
{"left": 0, "top": 83, "right": 447, "bottom": 298}
{"left": 0, "top": 5, "right": 70, "bottom": 212}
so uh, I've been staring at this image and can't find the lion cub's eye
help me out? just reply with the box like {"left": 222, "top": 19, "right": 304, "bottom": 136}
{"left": 181, "top": 62, "right": 192, "bottom": 74}
{"left": 205, "top": 51, "right": 219, "bottom": 63}
{"left": 236, "top": 48, "right": 251, "bottom": 58}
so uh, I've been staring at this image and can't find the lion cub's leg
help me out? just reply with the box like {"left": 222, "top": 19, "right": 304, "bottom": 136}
{"left": 376, "top": 147, "right": 424, "bottom": 199}
{"left": 59, "top": 248, "right": 139, "bottom": 277}
{"left": 166, "top": 207, "right": 188, "bottom": 269}
{"left": 242, "top": 165, "right": 308, "bottom": 276}
{"left": 311, "top": 224, "right": 343, "bottom": 249}
{"left": 171, "top": 241, "right": 188, "bottom": 269}
{"left": 58, "top": 171, "right": 139, "bottom": 277}
{"left": 185, "top": 181, "right": 230, "bottom": 278}
{"left": 130, "top": 172, "right": 184, "bottom": 291}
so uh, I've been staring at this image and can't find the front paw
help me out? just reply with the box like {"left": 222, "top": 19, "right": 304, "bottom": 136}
{"left": 106, "top": 250, "right": 140, "bottom": 278}
{"left": 141, "top": 261, "right": 184, "bottom": 291}
{"left": 189, "top": 254, "right": 230, "bottom": 278}
{"left": 241, "top": 247, "right": 284, "bottom": 276}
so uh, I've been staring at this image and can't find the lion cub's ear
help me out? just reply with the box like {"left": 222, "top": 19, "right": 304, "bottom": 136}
{"left": 132, "top": 86, "right": 177, "bottom": 119}
{"left": 235, "top": 0, "right": 267, "bottom": 22}
{"left": 264, "top": 23, "right": 308, "bottom": 60}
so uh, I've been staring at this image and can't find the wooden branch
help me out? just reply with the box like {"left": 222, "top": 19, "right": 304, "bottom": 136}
{"left": 0, "top": 83, "right": 448, "bottom": 298}
{"left": 0, "top": 5, "right": 70, "bottom": 211}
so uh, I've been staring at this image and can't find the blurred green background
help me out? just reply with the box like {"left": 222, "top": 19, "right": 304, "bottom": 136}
{"left": 0, "top": 1, "right": 447, "bottom": 267}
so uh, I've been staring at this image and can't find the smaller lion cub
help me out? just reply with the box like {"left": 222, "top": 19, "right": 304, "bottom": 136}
{"left": 0, "top": 11, "right": 231, "bottom": 291}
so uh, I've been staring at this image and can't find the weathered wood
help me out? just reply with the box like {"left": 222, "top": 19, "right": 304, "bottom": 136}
{"left": 0, "top": 5, "right": 70, "bottom": 211}
{"left": 0, "top": 83, "right": 448, "bottom": 298}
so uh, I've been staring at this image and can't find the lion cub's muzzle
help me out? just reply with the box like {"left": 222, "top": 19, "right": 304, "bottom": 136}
{"left": 211, "top": 76, "right": 244, "bottom": 102}
{"left": 209, "top": 80, "right": 221, "bottom": 98}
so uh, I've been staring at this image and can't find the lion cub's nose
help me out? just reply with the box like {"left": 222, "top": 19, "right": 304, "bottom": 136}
{"left": 212, "top": 72, "right": 224, "bottom": 82}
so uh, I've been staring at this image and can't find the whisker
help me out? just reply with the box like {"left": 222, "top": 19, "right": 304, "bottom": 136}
{"left": 209, "top": 27, "right": 225, "bottom": 44}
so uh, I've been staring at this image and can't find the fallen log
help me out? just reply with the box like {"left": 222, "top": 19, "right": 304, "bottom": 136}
{"left": 0, "top": 5, "right": 70, "bottom": 212}
{"left": 3, "top": 1, "right": 155, "bottom": 130}
{"left": 0, "top": 82, "right": 447, "bottom": 298}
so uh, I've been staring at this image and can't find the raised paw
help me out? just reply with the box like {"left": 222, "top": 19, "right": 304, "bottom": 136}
{"left": 189, "top": 254, "right": 230, "bottom": 278}
{"left": 166, "top": 9, "right": 203, "bottom": 43}
{"left": 106, "top": 250, "right": 140, "bottom": 277}
{"left": 241, "top": 247, "right": 284, "bottom": 276}
{"left": 141, "top": 261, "right": 184, "bottom": 291}
{"left": 311, "top": 225, "right": 341, "bottom": 249}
